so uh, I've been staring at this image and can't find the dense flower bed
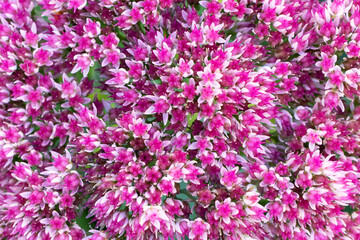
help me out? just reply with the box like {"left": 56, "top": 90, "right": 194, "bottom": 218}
{"left": 1, "top": 0, "right": 360, "bottom": 239}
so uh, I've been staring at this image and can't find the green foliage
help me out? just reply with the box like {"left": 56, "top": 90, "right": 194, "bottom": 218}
{"left": 187, "top": 113, "right": 198, "bottom": 127}
{"left": 344, "top": 205, "right": 356, "bottom": 215}
{"left": 88, "top": 88, "right": 111, "bottom": 101}
{"left": 76, "top": 208, "right": 95, "bottom": 234}
{"left": 88, "top": 61, "right": 101, "bottom": 81}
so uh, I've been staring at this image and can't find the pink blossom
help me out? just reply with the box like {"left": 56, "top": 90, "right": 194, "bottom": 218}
{"left": 68, "top": 0, "right": 87, "bottom": 11}
{"left": 214, "top": 198, "right": 239, "bottom": 224}
{"left": 301, "top": 129, "right": 326, "bottom": 151}
{"left": 188, "top": 218, "right": 210, "bottom": 240}
{"left": 220, "top": 167, "right": 240, "bottom": 189}
{"left": 326, "top": 66, "right": 345, "bottom": 91}
{"left": 33, "top": 48, "right": 53, "bottom": 66}
{"left": 84, "top": 19, "right": 101, "bottom": 38}
{"left": 139, "top": 205, "right": 170, "bottom": 231}
{"left": 72, "top": 54, "right": 94, "bottom": 76}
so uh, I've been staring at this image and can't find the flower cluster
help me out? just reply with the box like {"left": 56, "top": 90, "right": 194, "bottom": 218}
{"left": 1, "top": 0, "right": 360, "bottom": 239}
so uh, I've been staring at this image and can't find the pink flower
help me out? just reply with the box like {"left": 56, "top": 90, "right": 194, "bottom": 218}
{"left": 220, "top": 167, "right": 240, "bottom": 189}
{"left": 197, "top": 85, "right": 221, "bottom": 105}
{"left": 0, "top": 56, "right": 17, "bottom": 75}
{"left": 345, "top": 41, "right": 360, "bottom": 58}
{"left": 188, "top": 136, "right": 212, "bottom": 153}
{"left": 289, "top": 32, "right": 310, "bottom": 52}
{"left": 187, "top": 24, "right": 204, "bottom": 45}
{"left": 198, "top": 66, "right": 222, "bottom": 89}
{"left": 345, "top": 68, "right": 360, "bottom": 87}
{"left": 315, "top": 52, "right": 336, "bottom": 72}
{"left": 301, "top": 129, "right": 326, "bottom": 151}
{"left": 129, "top": 118, "right": 151, "bottom": 139}
{"left": 51, "top": 150, "right": 72, "bottom": 171}
{"left": 106, "top": 68, "right": 129, "bottom": 87}
{"left": 176, "top": 58, "right": 194, "bottom": 77}
{"left": 182, "top": 78, "right": 196, "bottom": 100}
{"left": 53, "top": 74, "right": 77, "bottom": 99}
{"left": 60, "top": 193, "right": 75, "bottom": 208}
{"left": 266, "top": 201, "right": 283, "bottom": 219}
{"left": 214, "top": 198, "right": 239, "bottom": 224}
{"left": 72, "top": 54, "right": 94, "bottom": 76}
{"left": 19, "top": 85, "right": 46, "bottom": 109}
{"left": 322, "top": 91, "right": 344, "bottom": 111}
{"left": 145, "top": 97, "right": 170, "bottom": 114}
{"left": 139, "top": 205, "right": 170, "bottom": 231}
{"left": 260, "top": 169, "right": 277, "bottom": 187}
{"left": 33, "top": 48, "right": 53, "bottom": 66}
{"left": 204, "top": 23, "right": 225, "bottom": 45}
{"left": 40, "top": 211, "right": 69, "bottom": 236}
{"left": 99, "top": 33, "right": 119, "bottom": 49}
{"left": 326, "top": 66, "right": 345, "bottom": 91}
{"left": 159, "top": 177, "right": 176, "bottom": 195}
{"left": 50, "top": 215, "right": 66, "bottom": 230}
{"left": 78, "top": 133, "right": 100, "bottom": 152}
{"left": 68, "top": 0, "right": 87, "bottom": 11}
{"left": 153, "top": 43, "right": 176, "bottom": 65}
{"left": 243, "top": 134, "right": 269, "bottom": 158}
{"left": 84, "top": 19, "right": 101, "bottom": 38}
{"left": 63, "top": 172, "right": 82, "bottom": 192}
{"left": 274, "top": 61, "right": 290, "bottom": 77}
{"left": 20, "top": 23, "right": 39, "bottom": 47}
{"left": 306, "top": 150, "right": 324, "bottom": 173}
{"left": 188, "top": 218, "right": 210, "bottom": 240}
{"left": 303, "top": 188, "right": 327, "bottom": 210}
{"left": 19, "top": 59, "right": 38, "bottom": 76}
{"left": 102, "top": 49, "right": 125, "bottom": 68}
{"left": 0, "top": 126, "right": 23, "bottom": 143}
{"left": 145, "top": 131, "right": 171, "bottom": 154}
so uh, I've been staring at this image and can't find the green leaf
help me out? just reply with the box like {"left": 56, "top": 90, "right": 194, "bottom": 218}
{"left": 180, "top": 181, "right": 187, "bottom": 190}
{"left": 344, "top": 205, "right": 356, "bottom": 214}
{"left": 76, "top": 208, "right": 92, "bottom": 233}
{"left": 73, "top": 71, "right": 83, "bottom": 82}
{"left": 187, "top": 113, "right": 198, "bottom": 127}
{"left": 174, "top": 88, "right": 183, "bottom": 92}
{"left": 31, "top": 5, "right": 44, "bottom": 17}
{"left": 197, "top": 6, "right": 206, "bottom": 16}
{"left": 153, "top": 79, "right": 162, "bottom": 85}
{"left": 119, "top": 202, "right": 127, "bottom": 210}
{"left": 148, "top": 160, "right": 156, "bottom": 167}
{"left": 115, "top": 28, "right": 128, "bottom": 40}
{"left": 174, "top": 53, "right": 179, "bottom": 61}
{"left": 165, "top": 129, "right": 174, "bottom": 135}
{"left": 176, "top": 193, "right": 189, "bottom": 201}
{"left": 138, "top": 22, "right": 146, "bottom": 34}
{"left": 146, "top": 116, "right": 157, "bottom": 123}
{"left": 119, "top": 42, "right": 125, "bottom": 48}
{"left": 259, "top": 199, "right": 270, "bottom": 206}
{"left": 88, "top": 61, "right": 101, "bottom": 81}
{"left": 92, "top": 147, "right": 101, "bottom": 153}
{"left": 179, "top": 188, "right": 198, "bottom": 201}
{"left": 51, "top": 137, "right": 60, "bottom": 149}
{"left": 336, "top": 51, "right": 347, "bottom": 65}
{"left": 189, "top": 212, "right": 197, "bottom": 220}
{"left": 88, "top": 88, "right": 111, "bottom": 101}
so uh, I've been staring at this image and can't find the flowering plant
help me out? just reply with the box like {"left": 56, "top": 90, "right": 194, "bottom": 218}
{"left": 1, "top": 0, "right": 360, "bottom": 239}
